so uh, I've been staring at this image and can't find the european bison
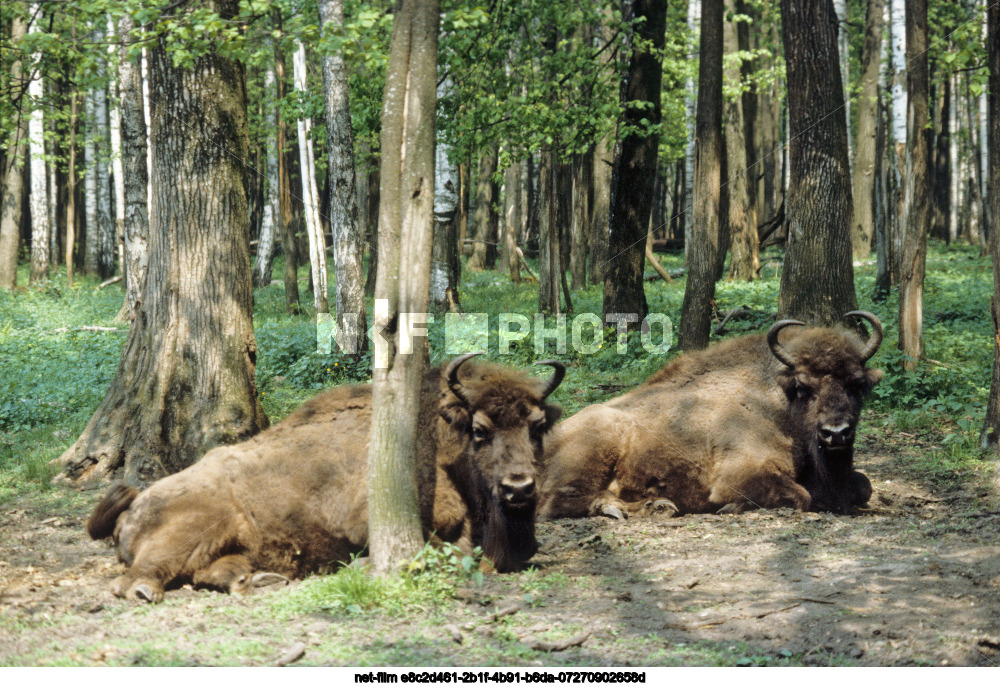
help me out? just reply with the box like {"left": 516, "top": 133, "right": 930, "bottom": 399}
{"left": 87, "top": 354, "right": 564, "bottom": 602}
{"left": 537, "top": 312, "right": 883, "bottom": 519}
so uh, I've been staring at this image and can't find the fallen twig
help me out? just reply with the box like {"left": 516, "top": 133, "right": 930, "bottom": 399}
{"left": 645, "top": 242, "right": 673, "bottom": 283}
{"left": 755, "top": 603, "right": 801, "bottom": 619}
{"left": 97, "top": 275, "right": 123, "bottom": 289}
{"left": 53, "top": 326, "right": 122, "bottom": 334}
{"left": 529, "top": 631, "right": 591, "bottom": 652}
{"left": 274, "top": 642, "right": 306, "bottom": 667}
{"left": 513, "top": 246, "right": 539, "bottom": 283}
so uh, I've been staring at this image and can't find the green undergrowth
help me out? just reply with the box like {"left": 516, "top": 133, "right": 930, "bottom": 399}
{"left": 0, "top": 242, "right": 996, "bottom": 501}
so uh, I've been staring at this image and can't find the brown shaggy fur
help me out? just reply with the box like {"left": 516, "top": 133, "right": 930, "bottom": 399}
{"left": 538, "top": 326, "right": 880, "bottom": 519}
{"left": 87, "top": 359, "right": 562, "bottom": 602}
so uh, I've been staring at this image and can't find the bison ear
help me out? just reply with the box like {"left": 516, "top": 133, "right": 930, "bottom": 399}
{"left": 864, "top": 368, "right": 883, "bottom": 393}
{"left": 439, "top": 403, "right": 470, "bottom": 431}
{"left": 776, "top": 370, "right": 797, "bottom": 401}
{"left": 544, "top": 404, "right": 563, "bottom": 429}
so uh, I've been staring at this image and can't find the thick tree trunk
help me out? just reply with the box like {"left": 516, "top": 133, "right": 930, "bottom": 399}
{"left": 604, "top": 0, "right": 667, "bottom": 328}
{"left": 852, "top": 0, "right": 884, "bottom": 260}
{"left": 58, "top": 0, "right": 268, "bottom": 485}
{"left": 777, "top": 0, "right": 857, "bottom": 324}
{"left": 538, "top": 150, "right": 560, "bottom": 314}
{"left": 897, "top": 0, "right": 929, "bottom": 370}
{"left": 116, "top": 12, "right": 149, "bottom": 321}
{"left": 980, "top": 0, "right": 1000, "bottom": 450}
{"left": 468, "top": 149, "right": 498, "bottom": 271}
{"left": 319, "top": 0, "right": 367, "bottom": 354}
{"left": 677, "top": 0, "right": 722, "bottom": 349}
{"left": 589, "top": 134, "right": 613, "bottom": 285}
{"left": 367, "top": 0, "right": 440, "bottom": 572}
{"left": 570, "top": 154, "right": 590, "bottom": 289}
{"left": 0, "top": 10, "right": 28, "bottom": 289}
{"left": 724, "top": 0, "right": 757, "bottom": 281}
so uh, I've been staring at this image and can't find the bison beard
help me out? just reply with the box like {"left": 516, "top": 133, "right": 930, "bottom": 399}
{"left": 86, "top": 355, "right": 564, "bottom": 601}
{"left": 538, "top": 312, "right": 883, "bottom": 518}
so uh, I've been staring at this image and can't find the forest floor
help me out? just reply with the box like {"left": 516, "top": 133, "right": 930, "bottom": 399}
{"left": 2, "top": 420, "right": 999, "bottom": 667}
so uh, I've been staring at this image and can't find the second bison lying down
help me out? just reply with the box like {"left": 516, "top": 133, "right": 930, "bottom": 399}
{"left": 538, "top": 312, "right": 883, "bottom": 519}
{"left": 88, "top": 354, "right": 564, "bottom": 602}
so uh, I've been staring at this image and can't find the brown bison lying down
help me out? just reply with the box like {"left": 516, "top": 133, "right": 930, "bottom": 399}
{"left": 87, "top": 354, "right": 564, "bottom": 602}
{"left": 538, "top": 312, "right": 883, "bottom": 519}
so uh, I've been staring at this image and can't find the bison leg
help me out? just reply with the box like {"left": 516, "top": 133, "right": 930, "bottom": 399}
{"left": 589, "top": 491, "right": 679, "bottom": 520}
{"left": 111, "top": 573, "right": 165, "bottom": 603}
{"left": 710, "top": 466, "right": 811, "bottom": 512}
{"left": 192, "top": 554, "right": 253, "bottom": 594}
{"left": 850, "top": 470, "right": 872, "bottom": 507}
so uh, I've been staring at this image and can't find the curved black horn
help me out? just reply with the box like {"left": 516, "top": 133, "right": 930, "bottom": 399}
{"left": 534, "top": 360, "right": 566, "bottom": 400}
{"left": 766, "top": 320, "right": 805, "bottom": 368}
{"left": 445, "top": 352, "right": 484, "bottom": 406}
{"left": 845, "top": 311, "right": 883, "bottom": 362}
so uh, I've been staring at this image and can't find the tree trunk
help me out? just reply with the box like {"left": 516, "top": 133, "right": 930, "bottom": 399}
{"left": 931, "top": 71, "right": 951, "bottom": 243}
{"left": 677, "top": 0, "right": 722, "bottom": 349}
{"left": 538, "top": 149, "right": 559, "bottom": 314}
{"left": 852, "top": 0, "right": 884, "bottom": 260}
{"left": 778, "top": 0, "right": 857, "bottom": 323}
{"left": 430, "top": 75, "right": 460, "bottom": 313}
{"left": 503, "top": 158, "right": 521, "bottom": 283}
{"left": 108, "top": 16, "right": 126, "bottom": 294}
{"left": 28, "top": 4, "right": 50, "bottom": 284}
{"left": 468, "top": 149, "right": 498, "bottom": 271}
{"left": 604, "top": 0, "right": 667, "bottom": 328}
{"left": 293, "top": 42, "right": 328, "bottom": 314}
{"left": 724, "top": 0, "right": 758, "bottom": 281}
{"left": 66, "top": 86, "right": 79, "bottom": 287}
{"left": 0, "top": 9, "right": 28, "bottom": 289}
{"left": 319, "top": 0, "right": 367, "bottom": 354}
{"left": 757, "top": 10, "right": 782, "bottom": 228}
{"left": 570, "top": 154, "right": 589, "bottom": 289}
{"left": 683, "top": 0, "right": 701, "bottom": 264}
{"left": 253, "top": 46, "right": 279, "bottom": 288}
{"left": 980, "top": 0, "right": 1000, "bottom": 450}
{"left": 367, "top": 0, "right": 440, "bottom": 572}
{"left": 833, "top": 0, "right": 851, "bottom": 162}
{"left": 58, "top": 0, "right": 268, "bottom": 485}
{"left": 589, "top": 134, "right": 613, "bottom": 285}
{"left": 116, "top": 12, "right": 149, "bottom": 321}
{"left": 273, "top": 14, "right": 299, "bottom": 313}
{"left": 898, "top": 0, "right": 929, "bottom": 370}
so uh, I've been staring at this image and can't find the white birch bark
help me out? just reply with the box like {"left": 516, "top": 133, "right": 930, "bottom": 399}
{"left": 430, "top": 74, "right": 458, "bottom": 308}
{"left": 889, "top": 0, "right": 907, "bottom": 147}
{"left": 27, "top": 4, "right": 50, "bottom": 283}
{"left": 293, "top": 41, "right": 328, "bottom": 314}
{"left": 253, "top": 50, "right": 279, "bottom": 287}
{"left": 108, "top": 15, "right": 125, "bottom": 277}
{"left": 949, "top": 71, "right": 959, "bottom": 242}
{"left": 84, "top": 85, "right": 99, "bottom": 276}
{"left": 684, "top": 0, "right": 701, "bottom": 262}
{"left": 319, "top": 0, "right": 366, "bottom": 350}
{"left": 142, "top": 48, "right": 152, "bottom": 212}
{"left": 833, "top": 0, "right": 852, "bottom": 165}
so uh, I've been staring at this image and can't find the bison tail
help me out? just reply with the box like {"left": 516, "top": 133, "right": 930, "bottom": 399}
{"left": 86, "top": 484, "right": 139, "bottom": 540}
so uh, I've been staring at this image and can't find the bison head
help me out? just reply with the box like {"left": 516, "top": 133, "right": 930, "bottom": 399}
{"left": 767, "top": 311, "right": 883, "bottom": 512}
{"left": 439, "top": 353, "right": 564, "bottom": 571}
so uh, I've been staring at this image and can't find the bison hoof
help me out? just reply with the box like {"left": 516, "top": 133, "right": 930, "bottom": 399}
{"left": 133, "top": 583, "right": 163, "bottom": 603}
{"left": 717, "top": 502, "right": 746, "bottom": 515}
{"left": 251, "top": 572, "right": 291, "bottom": 588}
{"left": 649, "top": 499, "right": 678, "bottom": 515}
{"left": 598, "top": 503, "right": 626, "bottom": 520}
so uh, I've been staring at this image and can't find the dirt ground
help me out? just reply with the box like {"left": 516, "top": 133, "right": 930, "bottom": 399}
{"left": 2, "top": 433, "right": 1000, "bottom": 667}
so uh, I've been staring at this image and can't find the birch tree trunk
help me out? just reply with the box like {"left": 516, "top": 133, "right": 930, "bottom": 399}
{"left": 777, "top": 0, "right": 858, "bottom": 324}
{"left": 252, "top": 47, "right": 279, "bottom": 288}
{"left": 28, "top": 4, "right": 50, "bottom": 283}
{"left": 84, "top": 81, "right": 99, "bottom": 276}
{"left": 430, "top": 73, "right": 459, "bottom": 312}
{"left": 116, "top": 12, "right": 149, "bottom": 321}
{"left": 833, "top": 0, "right": 851, "bottom": 163}
{"left": 319, "top": 0, "right": 367, "bottom": 355}
{"left": 503, "top": 158, "right": 521, "bottom": 283}
{"left": 851, "top": 0, "right": 884, "bottom": 260}
{"left": 293, "top": 42, "right": 328, "bottom": 314}
{"left": 897, "top": 0, "right": 929, "bottom": 370}
{"left": 678, "top": 0, "right": 722, "bottom": 349}
{"left": 0, "top": 9, "right": 28, "bottom": 289}
{"left": 683, "top": 0, "right": 701, "bottom": 263}
{"left": 108, "top": 16, "right": 126, "bottom": 287}
{"left": 367, "top": 0, "right": 440, "bottom": 572}
{"left": 58, "top": 0, "right": 268, "bottom": 485}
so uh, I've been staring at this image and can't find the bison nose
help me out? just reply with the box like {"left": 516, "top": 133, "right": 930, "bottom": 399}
{"left": 818, "top": 422, "right": 854, "bottom": 447}
{"left": 500, "top": 475, "right": 536, "bottom": 504}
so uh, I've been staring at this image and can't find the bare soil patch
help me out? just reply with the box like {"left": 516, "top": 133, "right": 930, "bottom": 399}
{"left": 2, "top": 438, "right": 999, "bottom": 667}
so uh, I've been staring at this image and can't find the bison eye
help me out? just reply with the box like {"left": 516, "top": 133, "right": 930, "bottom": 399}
{"left": 472, "top": 427, "right": 489, "bottom": 443}
{"left": 796, "top": 385, "right": 813, "bottom": 399}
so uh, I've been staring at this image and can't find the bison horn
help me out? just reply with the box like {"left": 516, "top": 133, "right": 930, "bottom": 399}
{"left": 534, "top": 360, "right": 566, "bottom": 400}
{"left": 445, "top": 352, "right": 484, "bottom": 407}
{"left": 844, "top": 311, "right": 883, "bottom": 362}
{"left": 767, "top": 319, "right": 805, "bottom": 368}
